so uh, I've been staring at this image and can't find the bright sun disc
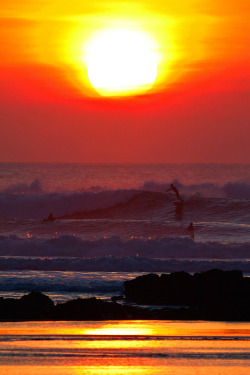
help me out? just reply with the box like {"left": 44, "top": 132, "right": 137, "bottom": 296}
{"left": 84, "top": 28, "right": 159, "bottom": 97}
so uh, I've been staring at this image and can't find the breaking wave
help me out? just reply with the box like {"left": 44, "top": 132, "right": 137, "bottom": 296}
{"left": 141, "top": 180, "right": 250, "bottom": 199}
{"left": 2, "top": 179, "right": 43, "bottom": 194}
{"left": 0, "top": 189, "right": 137, "bottom": 219}
{"left": 0, "top": 179, "right": 250, "bottom": 219}
{"left": 0, "top": 271, "right": 126, "bottom": 294}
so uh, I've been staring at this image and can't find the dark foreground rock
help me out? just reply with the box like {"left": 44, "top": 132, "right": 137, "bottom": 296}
{"left": 53, "top": 297, "right": 152, "bottom": 320}
{"left": 1, "top": 269, "right": 250, "bottom": 321}
{"left": 124, "top": 269, "right": 250, "bottom": 321}
{"left": 0, "top": 293, "right": 151, "bottom": 321}
{"left": 0, "top": 291, "right": 55, "bottom": 321}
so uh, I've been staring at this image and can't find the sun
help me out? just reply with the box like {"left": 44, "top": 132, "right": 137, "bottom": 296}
{"left": 83, "top": 28, "right": 159, "bottom": 97}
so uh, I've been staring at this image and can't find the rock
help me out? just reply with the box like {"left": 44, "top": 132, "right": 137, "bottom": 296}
{"left": 20, "top": 291, "right": 54, "bottom": 308}
{"left": 0, "top": 292, "right": 54, "bottom": 321}
{"left": 19, "top": 291, "right": 54, "bottom": 320}
{"left": 0, "top": 297, "right": 20, "bottom": 321}
{"left": 53, "top": 297, "right": 151, "bottom": 320}
{"left": 124, "top": 273, "right": 162, "bottom": 304}
{"left": 1, "top": 270, "right": 250, "bottom": 321}
{"left": 124, "top": 269, "right": 250, "bottom": 320}
{"left": 111, "top": 295, "right": 124, "bottom": 302}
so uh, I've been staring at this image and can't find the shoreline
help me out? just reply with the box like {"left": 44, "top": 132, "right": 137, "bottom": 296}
{"left": 1, "top": 269, "right": 250, "bottom": 322}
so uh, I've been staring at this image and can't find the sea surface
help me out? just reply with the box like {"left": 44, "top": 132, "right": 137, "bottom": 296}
{"left": 1, "top": 163, "right": 250, "bottom": 373}
{"left": 0, "top": 321, "right": 250, "bottom": 374}
{"left": 0, "top": 162, "right": 250, "bottom": 301}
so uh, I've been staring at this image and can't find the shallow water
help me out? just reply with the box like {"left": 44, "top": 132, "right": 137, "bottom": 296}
{"left": 0, "top": 321, "right": 250, "bottom": 374}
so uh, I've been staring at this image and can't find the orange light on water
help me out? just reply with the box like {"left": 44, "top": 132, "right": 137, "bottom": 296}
{"left": 1, "top": 321, "right": 250, "bottom": 375}
{"left": 82, "top": 324, "right": 153, "bottom": 336}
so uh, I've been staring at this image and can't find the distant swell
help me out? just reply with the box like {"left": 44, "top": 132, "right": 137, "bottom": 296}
{"left": 0, "top": 235, "right": 250, "bottom": 259}
{"left": 1, "top": 256, "right": 250, "bottom": 273}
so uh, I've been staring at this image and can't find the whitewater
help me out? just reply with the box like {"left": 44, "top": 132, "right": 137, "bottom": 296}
{"left": 0, "top": 163, "right": 250, "bottom": 301}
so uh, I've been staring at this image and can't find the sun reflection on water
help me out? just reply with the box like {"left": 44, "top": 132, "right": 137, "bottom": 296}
{"left": 1, "top": 321, "right": 250, "bottom": 375}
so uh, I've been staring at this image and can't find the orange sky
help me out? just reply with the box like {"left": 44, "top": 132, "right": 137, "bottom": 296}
{"left": 0, "top": 0, "right": 250, "bottom": 163}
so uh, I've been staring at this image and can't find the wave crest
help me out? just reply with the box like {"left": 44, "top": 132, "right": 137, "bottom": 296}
{"left": 1, "top": 179, "right": 250, "bottom": 219}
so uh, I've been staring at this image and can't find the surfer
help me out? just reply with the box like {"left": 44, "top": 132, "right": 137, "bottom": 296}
{"left": 166, "top": 184, "right": 183, "bottom": 202}
{"left": 188, "top": 222, "right": 194, "bottom": 240}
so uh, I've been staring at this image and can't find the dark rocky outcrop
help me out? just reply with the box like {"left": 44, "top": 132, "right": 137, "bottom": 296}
{"left": 1, "top": 269, "right": 250, "bottom": 321}
{"left": 19, "top": 291, "right": 55, "bottom": 319}
{"left": 124, "top": 272, "right": 193, "bottom": 305}
{"left": 53, "top": 297, "right": 150, "bottom": 320}
{"left": 0, "top": 292, "right": 151, "bottom": 321}
{"left": 0, "top": 291, "right": 54, "bottom": 321}
{"left": 124, "top": 269, "right": 250, "bottom": 320}
{"left": 0, "top": 297, "right": 20, "bottom": 321}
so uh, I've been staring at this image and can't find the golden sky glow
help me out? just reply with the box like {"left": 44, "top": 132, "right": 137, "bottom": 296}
{"left": 2, "top": 0, "right": 249, "bottom": 99}
{"left": 0, "top": 1, "right": 217, "bottom": 97}
{"left": 0, "top": 0, "right": 250, "bottom": 162}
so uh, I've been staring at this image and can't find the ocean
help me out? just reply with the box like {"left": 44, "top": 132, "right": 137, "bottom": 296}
{"left": 0, "top": 162, "right": 250, "bottom": 301}
{"left": 0, "top": 321, "right": 250, "bottom": 374}
{"left": 1, "top": 163, "right": 250, "bottom": 374}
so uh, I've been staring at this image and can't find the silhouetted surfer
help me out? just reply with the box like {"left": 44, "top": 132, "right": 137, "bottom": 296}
{"left": 188, "top": 222, "right": 194, "bottom": 240}
{"left": 166, "top": 184, "right": 183, "bottom": 202}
